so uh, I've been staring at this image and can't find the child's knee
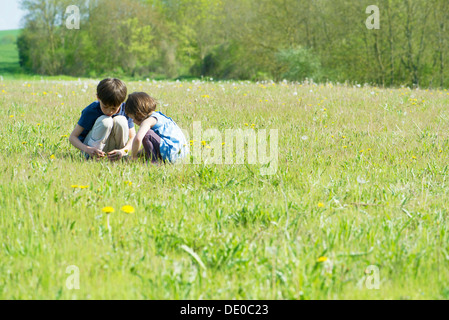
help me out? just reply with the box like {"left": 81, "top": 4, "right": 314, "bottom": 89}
{"left": 142, "top": 134, "right": 151, "bottom": 149}
{"left": 96, "top": 115, "right": 114, "bottom": 130}
{"left": 142, "top": 129, "right": 153, "bottom": 144}
{"left": 87, "top": 116, "right": 113, "bottom": 144}
{"left": 113, "top": 116, "right": 128, "bottom": 129}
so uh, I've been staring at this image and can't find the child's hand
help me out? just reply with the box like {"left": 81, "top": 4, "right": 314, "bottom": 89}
{"left": 107, "top": 149, "right": 125, "bottom": 162}
{"left": 86, "top": 146, "right": 105, "bottom": 158}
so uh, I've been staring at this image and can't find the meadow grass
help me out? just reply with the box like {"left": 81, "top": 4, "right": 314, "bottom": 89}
{"left": 1, "top": 79, "right": 449, "bottom": 299}
{"left": 0, "top": 30, "right": 21, "bottom": 76}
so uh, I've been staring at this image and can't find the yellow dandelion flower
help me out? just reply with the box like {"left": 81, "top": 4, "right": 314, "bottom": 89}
{"left": 9, "top": 115, "right": 14, "bottom": 118}
{"left": 412, "top": 156, "right": 417, "bottom": 160}
{"left": 121, "top": 205, "right": 135, "bottom": 214}
{"left": 201, "top": 141, "right": 207, "bottom": 146}
{"left": 71, "top": 185, "right": 79, "bottom": 188}
{"left": 317, "top": 202, "right": 325, "bottom": 208}
{"left": 244, "top": 123, "right": 249, "bottom": 126}
{"left": 38, "top": 143, "right": 43, "bottom": 147}
{"left": 22, "top": 142, "right": 27, "bottom": 145}
{"left": 102, "top": 207, "right": 115, "bottom": 214}
{"left": 317, "top": 257, "right": 328, "bottom": 263}
{"left": 79, "top": 186, "right": 89, "bottom": 189}
{"left": 50, "top": 155, "right": 56, "bottom": 160}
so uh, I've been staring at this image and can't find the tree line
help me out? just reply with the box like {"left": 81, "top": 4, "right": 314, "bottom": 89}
{"left": 17, "top": 0, "right": 449, "bottom": 87}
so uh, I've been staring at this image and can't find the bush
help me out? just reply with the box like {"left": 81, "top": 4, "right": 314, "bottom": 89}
{"left": 276, "top": 46, "right": 322, "bottom": 82}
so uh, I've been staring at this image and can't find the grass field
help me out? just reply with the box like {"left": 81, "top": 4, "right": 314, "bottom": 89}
{"left": 0, "top": 29, "right": 21, "bottom": 76}
{"left": 1, "top": 78, "right": 449, "bottom": 299}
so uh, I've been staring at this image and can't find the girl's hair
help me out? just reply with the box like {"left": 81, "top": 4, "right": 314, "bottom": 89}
{"left": 125, "top": 92, "right": 157, "bottom": 122}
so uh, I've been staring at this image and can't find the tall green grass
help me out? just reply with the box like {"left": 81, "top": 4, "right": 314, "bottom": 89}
{"left": 0, "top": 79, "right": 449, "bottom": 299}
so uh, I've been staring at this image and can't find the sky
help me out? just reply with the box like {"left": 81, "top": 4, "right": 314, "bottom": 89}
{"left": 0, "top": 0, "right": 25, "bottom": 31}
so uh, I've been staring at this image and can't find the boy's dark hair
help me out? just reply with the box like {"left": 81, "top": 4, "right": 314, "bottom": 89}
{"left": 97, "top": 78, "right": 127, "bottom": 107}
{"left": 125, "top": 92, "right": 158, "bottom": 122}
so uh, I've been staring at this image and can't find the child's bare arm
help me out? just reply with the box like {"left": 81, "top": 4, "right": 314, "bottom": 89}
{"left": 69, "top": 124, "right": 105, "bottom": 158}
{"left": 131, "top": 117, "right": 157, "bottom": 159}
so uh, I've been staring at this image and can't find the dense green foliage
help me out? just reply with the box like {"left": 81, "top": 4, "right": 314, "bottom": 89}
{"left": 15, "top": 0, "right": 449, "bottom": 87}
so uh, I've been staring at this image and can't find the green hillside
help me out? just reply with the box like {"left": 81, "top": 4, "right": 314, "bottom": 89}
{"left": 0, "top": 29, "right": 22, "bottom": 75}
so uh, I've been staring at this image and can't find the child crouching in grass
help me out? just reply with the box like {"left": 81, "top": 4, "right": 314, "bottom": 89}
{"left": 69, "top": 78, "right": 135, "bottom": 161}
{"left": 125, "top": 92, "right": 189, "bottom": 164}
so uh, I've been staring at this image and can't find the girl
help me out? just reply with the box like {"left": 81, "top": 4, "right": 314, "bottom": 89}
{"left": 125, "top": 92, "right": 188, "bottom": 163}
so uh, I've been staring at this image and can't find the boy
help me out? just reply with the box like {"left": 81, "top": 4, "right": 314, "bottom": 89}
{"left": 69, "top": 78, "right": 136, "bottom": 161}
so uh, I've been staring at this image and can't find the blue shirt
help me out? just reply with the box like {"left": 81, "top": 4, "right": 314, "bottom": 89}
{"left": 151, "top": 112, "right": 188, "bottom": 163}
{"left": 77, "top": 101, "right": 134, "bottom": 143}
